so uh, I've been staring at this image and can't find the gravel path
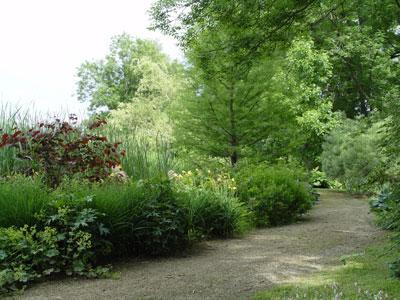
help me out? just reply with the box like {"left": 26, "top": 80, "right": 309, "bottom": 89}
{"left": 13, "top": 190, "right": 382, "bottom": 300}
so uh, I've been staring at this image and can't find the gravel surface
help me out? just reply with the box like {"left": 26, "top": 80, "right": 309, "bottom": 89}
{"left": 12, "top": 190, "right": 382, "bottom": 300}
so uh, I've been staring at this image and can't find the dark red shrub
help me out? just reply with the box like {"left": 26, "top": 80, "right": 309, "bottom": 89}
{"left": 0, "top": 114, "right": 124, "bottom": 187}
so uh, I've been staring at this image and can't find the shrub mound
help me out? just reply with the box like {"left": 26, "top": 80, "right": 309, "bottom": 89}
{"left": 236, "top": 164, "right": 314, "bottom": 227}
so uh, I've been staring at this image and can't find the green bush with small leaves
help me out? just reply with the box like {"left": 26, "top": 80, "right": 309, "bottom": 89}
{"left": 236, "top": 164, "right": 314, "bottom": 227}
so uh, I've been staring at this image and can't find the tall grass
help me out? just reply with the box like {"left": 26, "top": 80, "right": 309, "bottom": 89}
{"left": 104, "top": 125, "right": 175, "bottom": 180}
{"left": 0, "top": 175, "right": 51, "bottom": 228}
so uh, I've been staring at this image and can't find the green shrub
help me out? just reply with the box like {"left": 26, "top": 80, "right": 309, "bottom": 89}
{"left": 321, "top": 119, "right": 386, "bottom": 193}
{"left": 0, "top": 175, "right": 51, "bottom": 228}
{"left": 0, "top": 116, "right": 124, "bottom": 187}
{"left": 175, "top": 186, "right": 251, "bottom": 240}
{"left": 0, "top": 203, "right": 110, "bottom": 295}
{"left": 236, "top": 164, "right": 314, "bottom": 227}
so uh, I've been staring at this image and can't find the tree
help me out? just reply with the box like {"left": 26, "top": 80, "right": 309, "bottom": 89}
{"left": 309, "top": 0, "right": 400, "bottom": 117}
{"left": 265, "top": 38, "right": 340, "bottom": 167}
{"left": 173, "top": 44, "right": 289, "bottom": 166}
{"left": 76, "top": 34, "right": 182, "bottom": 111}
{"left": 151, "top": 0, "right": 328, "bottom": 166}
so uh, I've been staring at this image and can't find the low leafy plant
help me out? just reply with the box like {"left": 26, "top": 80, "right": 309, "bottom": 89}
{"left": 236, "top": 164, "right": 314, "bottom": 227}
{"left": 0, "top": 201, "right": 110, "bottom": 295}
{"left": 310, "top": 167, "right": 331, "bottom": 188}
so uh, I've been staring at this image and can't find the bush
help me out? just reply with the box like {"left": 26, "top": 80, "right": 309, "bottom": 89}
{"left": 235, "top": 164, "right": 314, "bottom": 227}
{"left": 0, "top": 116, "right": 124, "bottom": 187}
{"left": 171, "top": 169, "right": 252, "bottom": 239}
{"left": 321, "top": 119, "right": 386, "bottom": 193}
{"left": 0, "top": 202, "right": 110, "bottom": 295}
{"left": 0, "top": 175, "right": 51, "bottom": 228}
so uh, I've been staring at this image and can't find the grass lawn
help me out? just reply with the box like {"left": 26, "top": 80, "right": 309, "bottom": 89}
{"left": 253, "top": 237, "right": 400, "bottom": 300}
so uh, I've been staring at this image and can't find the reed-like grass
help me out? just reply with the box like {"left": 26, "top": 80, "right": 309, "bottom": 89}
{"left": 0, "top": 103, "right": 40, "bottom": 176}
{"left": 104, "top": 125, "right": 175, "bottom": 180}
{"left": 0, "top": 175, "right": 51, "bottom": 228}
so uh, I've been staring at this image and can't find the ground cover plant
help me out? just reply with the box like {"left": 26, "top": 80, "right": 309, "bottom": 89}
{"left": 0, "top": 200, "right": 110, "bottom": 294}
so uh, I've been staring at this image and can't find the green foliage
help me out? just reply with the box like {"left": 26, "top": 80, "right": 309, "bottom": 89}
{"left": 321, "top": 119, "right": 386, "bottom": 193}
{"left": 172, "top": 169, "right": 252, "bottom": 239}
{"left": 235, "top": 164, "right": 314, "bottom": 227}
{"left": 310, "top": 167, "right": 338, "bottom": 189}
{"left": 274, "top": 38, "right": 340, "bottom": 167}
{"left": 0, "top": 203, "right": 110, "bottom": 295}
{"left": 104, "top": 126, "right": 174, "bottom": 181}
{"left": 310, "top": 0, "right": 399, "bottom": 118}
{"left": 0, "top": 104, "right": 39, "bottom": 176}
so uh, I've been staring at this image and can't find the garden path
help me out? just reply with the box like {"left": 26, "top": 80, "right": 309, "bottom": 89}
{"left": 14, "top": 190, "right": 381, "bottom": 300}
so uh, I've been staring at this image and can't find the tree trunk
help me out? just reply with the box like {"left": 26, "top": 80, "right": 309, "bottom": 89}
{"left": 229, "top": 83, "right": 237, "bottom": 166}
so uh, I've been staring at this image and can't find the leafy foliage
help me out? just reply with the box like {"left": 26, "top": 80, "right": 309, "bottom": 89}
{"left": 77, "top": 34, "right": 183, "bottom": 112}
{"left": 0, "top": 202, "right": 110, "bottom": 295}
{"left": 56, "top": 179, "right": 189, "bottom": 256}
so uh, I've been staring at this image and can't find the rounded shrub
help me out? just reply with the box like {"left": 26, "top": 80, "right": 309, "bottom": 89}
{"left": 235, "top": 164, "right": 314, "bottom": 227}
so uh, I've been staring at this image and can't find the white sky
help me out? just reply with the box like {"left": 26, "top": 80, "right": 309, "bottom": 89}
{"left": 0, "top": 0, "right": 181, "bottom": 116}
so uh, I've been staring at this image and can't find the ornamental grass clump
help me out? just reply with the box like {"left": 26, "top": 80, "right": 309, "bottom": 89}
{"left": 172, "top": 169, "right": 252, "bottom": 240}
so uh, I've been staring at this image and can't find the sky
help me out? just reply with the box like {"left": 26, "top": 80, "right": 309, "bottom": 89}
{"left": 0, "top": 0, "right": 181, "bottom": 116}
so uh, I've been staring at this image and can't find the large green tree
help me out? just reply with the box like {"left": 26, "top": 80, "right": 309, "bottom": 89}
{"left": 310, "top": 0, "right": 400, "bottom": 117}
{"left": 152, "top": 0, "right": 339, "bottom": 166}
{"left": 76, "top": 33, "right": 183, "bottom": 111}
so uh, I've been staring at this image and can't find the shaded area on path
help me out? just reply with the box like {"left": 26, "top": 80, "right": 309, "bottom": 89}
{"left": 13, "top": 190, "right": 382, "bottom": 300}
